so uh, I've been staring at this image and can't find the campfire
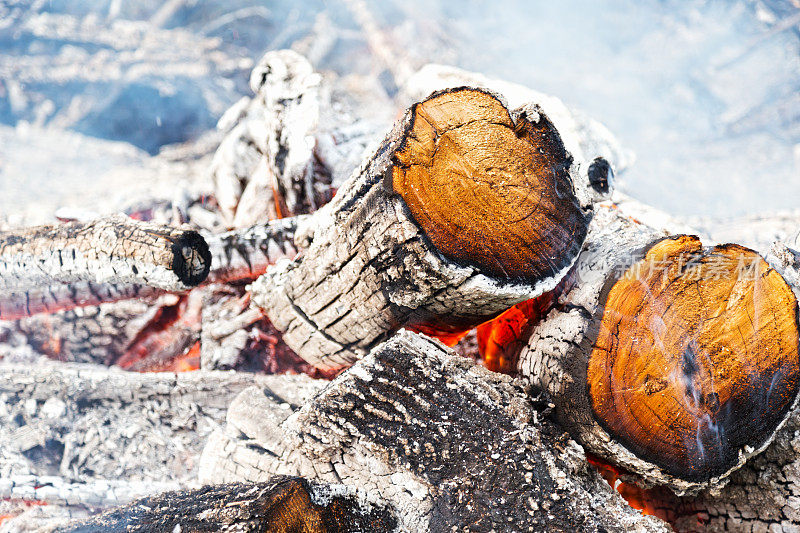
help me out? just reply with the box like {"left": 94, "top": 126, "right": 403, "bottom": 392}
{"left": 2, "top": 50, "right": 800, "bottom": 532}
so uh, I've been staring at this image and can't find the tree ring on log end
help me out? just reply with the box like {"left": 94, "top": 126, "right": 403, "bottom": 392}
{"left": 588, "top": 235, "right": 800, "bottom": 481}
{"left": 391, "top": 87, "right": 589, "bottom": 282}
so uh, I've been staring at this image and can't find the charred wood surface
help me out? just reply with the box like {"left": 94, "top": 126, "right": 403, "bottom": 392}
{"left": 252, "top": 87, "right": 605, "bottom": 370}
{"left": 55, "top": 478, "right": 397, "bottom": 533}
{"left": 0, "top": 216, "right": 299, "bottom": 324}
{"left": 204, "top": 215, "right": 301, "bottom": 284}
{"left": 200, "top": 330, "right": 669, "bottom": 532}
{"left": 0, "top": 282, "right": 162, "bottom": 323}
{"left": 211, "top": 50, "right": 327, "bottom": 226}
{"left": 0, "top": 215, "right": 210, "bottom": 320}
{"left": 518, "top": 204, "right": 800, "bottom": 494}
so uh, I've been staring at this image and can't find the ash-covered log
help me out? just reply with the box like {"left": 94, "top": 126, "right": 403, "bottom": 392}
{"left": 518, "top": 204, "right": 800, "bottom": 494}
{"left": 0, "top": 215, "right": 299, "bottom": 324}
{"left": 200, "top": 330, "right": 669, "bottom": 532}
{"left": 55, "top": 478, "right": 397, "bottom": 533}
{"left": 0, "top": 215, "right": 210, "bottom": 318}
{"left": 0, "top": 360, "right": 326, "bottom": 528}
{"left": 252, "top": 87, "right": 609, "bottom": 370}
{"left": 211, "top": 50, "right": 328, "bottom": 226}
{"left": 0, "top": 282, "right": 162, "bottom": 323}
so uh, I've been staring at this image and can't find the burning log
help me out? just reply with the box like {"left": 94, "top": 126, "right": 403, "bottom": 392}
{"left": 0, "top": 282, "right": 163, "bottom": 323}
{"left": 0, "top": 215, "right": 299, "bottom": 331}
{"left": 0, "top": 215, "right": 211, "bottom": 320}
{"left": 54, "top": 478, "right": 396, "bottom": 533}
{"left": 200, "top": 330, "right": 670, "bottom": 531}
{"left": 252, "top": 86, "right": 609, "bottom": 370}
{"left": 518, "top": 204, "right": 800, "bottom": 494}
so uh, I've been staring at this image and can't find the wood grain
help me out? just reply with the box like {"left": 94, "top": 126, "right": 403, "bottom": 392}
{"left": 393, "top": 88, "right": 587, "bottom": 281}
{"left": 588, "top": 235, "right": 800, "bottom": 480}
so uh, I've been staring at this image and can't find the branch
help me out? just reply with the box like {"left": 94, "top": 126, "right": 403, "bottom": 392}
{"left": 0, "top": 214, "right": 210, "bottom": 294}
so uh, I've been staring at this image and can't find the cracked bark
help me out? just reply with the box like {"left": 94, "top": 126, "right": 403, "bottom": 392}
{"left": 252, "top": 86, "right": 608, "bottom": 370}
{"left": 0, "top": 215, "right": 210, "bottom": 321}
{"left": 517, "top": 203, "right": 800, "bottom": 495}
{"left": 199, "top": 330, "right": 670, "bottom": 532}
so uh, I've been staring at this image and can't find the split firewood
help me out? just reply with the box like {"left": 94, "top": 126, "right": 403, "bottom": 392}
{"left": 517, "top": 204, "right": 800, "bottom": 494}
{"left": 200, "top": 330, "right": 670, "bottom": 532}
{"left": 53, "top": 478, "right": 397, "bottom": 533}
{"left": 0, "top": 215, "right": 210, "bottom": 313}
{"left": 252, "top": 86, "right": 611, "bottom": 370}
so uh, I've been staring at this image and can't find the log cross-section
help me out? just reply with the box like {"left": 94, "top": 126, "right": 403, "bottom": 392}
{"left": 253, "top": 87, "right": 599, "bottom": 370}
{"left": 589, "top": 235, "right": 800, "bottom": 482}
{"left": 391, "top": 88, "right": 586, "bottom": 279}
{"left": 518, "top": 205, "right": 800, "bottom": 493}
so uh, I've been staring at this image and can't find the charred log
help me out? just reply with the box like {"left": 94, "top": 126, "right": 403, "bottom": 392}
{"left": 0, "top": 282, "right": 162, "bottom": 323}
{"left": 211, "top": 50, "right": 326, "bottom": 226}
{"left": 0, "top": 361, "right": 325, "bottom": 511}
{"left": 0, "top": 216, "right": 299, "bottom": 325}
{"left": 0, "top": 215, "right": 210, "bottom": 318}
{"left": 55, "top": 478, "right": 397, "bottom": 533}
{"left": 252, "top": 87, "right": 606, "bottom": 370}
{"left": 200, "top": 330, "right": 669, "bottom": 532}
{"left": 518, "top": 204, "right": 800, "bottom": 494}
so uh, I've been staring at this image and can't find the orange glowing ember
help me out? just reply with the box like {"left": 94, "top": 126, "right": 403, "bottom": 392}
{"left": 586, "top": 453, "right": 663, "bottom": 517}
{"left": 585, "top": 453, "right": 708, "bottom": 528}
{"left": 160, "top": 341, "right": 201, "bottom": 372}
{"left": 477, "top": 299, "right": 538, "bottom": 374}
{"left": 407, "top": 323, "right": 470, "bottom": 347}
{"left": 476, "top": 277, "right": 572, "bottom": 374}
{"left": 0, "top": 499, "right": 47, "bottom": 526}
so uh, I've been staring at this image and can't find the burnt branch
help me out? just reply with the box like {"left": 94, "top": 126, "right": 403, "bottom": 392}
{"left": 0, "top": 215, "right": 210, "bottom": 298}
{"left": 211, "top": 50, "right": 323, "bottom": 226}
{"left": 0, "top": 216, "right": 300, "bottom": 322}
{"left": 0, "top": 282, "right": 162, "bottom": 322}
